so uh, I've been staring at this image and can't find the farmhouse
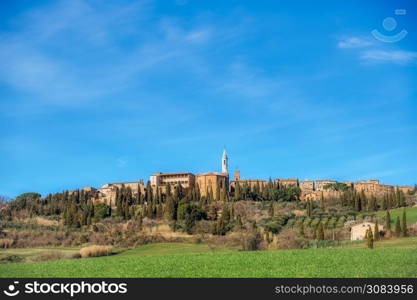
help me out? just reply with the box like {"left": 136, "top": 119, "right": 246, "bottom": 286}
{"left": 350, "top": 222, "right": 384, "bottom": 241}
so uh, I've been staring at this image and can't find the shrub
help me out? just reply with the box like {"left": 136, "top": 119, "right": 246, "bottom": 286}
{"left": 276, "top": 228, "right": 309, "bottom": 249}
{"left": 240, "top": 230, "right": 265, "bottom": 251}
{"left": 0, "top": 238, "right": 13, "bottom": 248}
{"left": 79, "top": 245, "right": 113, "bottom": 258}
{"left": 407, "top": 222, "right": 417, "bottom": 236}
{"left": 32, "top": 251, "right": 66, "bottom": 262}
{"left": 0, "top": 255, "right": 22, "bottom": 264}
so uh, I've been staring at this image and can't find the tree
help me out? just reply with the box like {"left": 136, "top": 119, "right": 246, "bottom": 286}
{"left": 220, "top": 186, "right": 228, "bottom": 202}
{"left": 268, "top": 202, "right": 274, "bottom": 217}
{"left": 317, "top": 223, "right": 325, "bottom": 241}
{"left": 164, "top": 196, "right": 176, "bottom": 221}
{"left": 177, "top": 203, "right": 207, "bottom": 234}
{"left": 93, "top": 203, "right": 111, "bottom": 221}
{"left": 395, "top": 216, "right": 401, "bottom": 237}
{"left": 307, "top": 200, "right": 313, "bottom": 217}
{"left": 320, "top": 192, "right": 325, "bottom": 211}
{"left": 402, "top": 210, "right": 408, "bottom": 237}
{"left": 298, "top": 223, "right": 305, "bottom": 237}
{"left": 385, "top": 210, "right": 391, "bottom": 234}
{"left": 234, "top": 182, "right": 241, "bottom": 201}
{"left": 366, "top": 227, "right": 374, "bottom": 249}
{"left": 213, "top": 217, "right": 226, "bottom": 235}
{"left": 312, "top": 224, "right": 317, "bottom": 240}
{"left": 215, "top": 182, "right": 221, "bottom": 202}
{"left": 373, "top": 221, "right": 380, "bottom": 241}
{"left": 235, "top": 215, "right": 243, "bottom": 230}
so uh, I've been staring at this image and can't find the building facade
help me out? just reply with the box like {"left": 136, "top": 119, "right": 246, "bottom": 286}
{"left": 276, "top": 178, "right": 299, "bottom": 187}
{"left": 350, "top": 222, "right": 383, "bottom": 241}
{"left": 150, "top": 172, "right": 195, "bottom": 189}
{"left": 299, "top": 180, "right": 314, "bottom": 190}
{"left": 196, "top": 172, "right": 229, "bottom": 199}
{"left": 315, "top": 179, "right": 337, "bottom": 191}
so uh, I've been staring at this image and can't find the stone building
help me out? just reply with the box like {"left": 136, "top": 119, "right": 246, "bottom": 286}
{"left": 315, "top": 179, "right": 337, "bottom": 191}
{"left": 96, "top": 180, "right": 145, "bottom": 206}
{"left": 229, "top": 169, "right": 267, "bottom": 190}
{"left": 299, "top": 180, "right": 314, "bottom": 190}
{"left": 150, "top": 172, "right": 195, "bottom": 189}
{"left": 276, "top": 178, "right": 299, "bottom": 187}
{"left": 398, "top": 186, "right": 414, "bottom": 194}
{"left": 353, "top": 180, "right": 394, "bottom": 197}
{"left": 350, "top": 222, "right": 383, "bottom": 241}
{"left": 196, "top": 172, "right": 229, "bottom": 199}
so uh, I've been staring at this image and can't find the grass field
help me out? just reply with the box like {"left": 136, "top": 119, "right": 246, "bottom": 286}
{"left": 1, "top": 238, "right": 417, "bottom": 278}
{"left": 374, "top": 206, "right": 417, "bottom": 226}
{"left": 0, "top": 247, "right": 80, "bottom": 261}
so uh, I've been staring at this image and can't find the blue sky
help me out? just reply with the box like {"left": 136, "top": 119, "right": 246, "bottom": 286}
{"left": 1, "top": 0, "right": 416, "bottom": 197}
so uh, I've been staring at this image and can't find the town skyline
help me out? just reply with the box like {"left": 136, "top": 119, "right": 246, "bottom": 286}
{"left": 16, "top": 149, "right": 417, "bottom": 199}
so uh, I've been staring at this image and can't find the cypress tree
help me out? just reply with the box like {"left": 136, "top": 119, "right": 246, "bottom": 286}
{"left": 366, "top": 227, "right": 374, "bottom": 249}
{"left": 312, "top": 225, "right": 317, "bottom": 240}
{"left": 137, "top": 212, "right": 143, "bottom": 230}
{"left": 318, "top": 223, "right": 325, "bottom": 240}
{"left": 235, "top": 215, "right": 243, "bottom": 230}
{"left": 402, "top": 210, "right": 408, "bottom": 237}
{"left": 215, "top": 182, "right": 221, "bottom": 201}
{"left": 373, "top": 221, "right": 380, "bottom": 241}
{"left": 208, "top": 186, "right": 214, "bottom": 202}
{"left": 164, "top": 196, "right": 176, "bottom": 221}
{"left": 299, "top": 223, "right": 305, "bottom": 237}
{"left": 320, "top": 192, "right": 325, "bottom": 211}
{"left": 216, "top": 217, "right": 226, "bottom": 235}
{"left": 235, "top": 182, "right": 241, "bottom": 201}
{"left": 385, "top": 210, "right": 391, "bottom": 233}
{"left": 395, "top": 216, "right": 401, "bottom": 237}
{"left": 268, "top": 202, "right": 274, "bottom": 217}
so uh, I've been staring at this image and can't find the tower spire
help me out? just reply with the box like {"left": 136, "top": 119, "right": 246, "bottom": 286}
{"left": 222, "top": 148, "right": 228, "bottom": 173}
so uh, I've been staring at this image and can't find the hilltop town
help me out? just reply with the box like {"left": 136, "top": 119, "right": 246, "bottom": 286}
{"left": 1, "top": 149, "right": 417, "bottom": 270}
{"left": 76, "top": 150, "right": 414, "bottom": 207}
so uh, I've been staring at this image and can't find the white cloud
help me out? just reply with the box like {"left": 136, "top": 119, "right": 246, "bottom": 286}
{"left": 116, "top": 157, "right": 128, "bottom": 167}
{"left": 360, "top": 50, "right": 417, "bottom": 64}
{"left": 338, "top": 37, "right": 373, "bottom": 49}
{"left": 0, "top": 0, "right": 220, "bottom": 108}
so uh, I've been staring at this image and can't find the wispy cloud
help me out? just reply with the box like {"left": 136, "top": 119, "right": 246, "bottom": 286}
{"left": 0, "top": 0, "right": 223, "bottom": 108}
{"left": 116, "top": 157, "right": 128, "bottom": 168}
{"left": 338, "top": 36, "right": 373, "bottom": 49}
{"left": 360, "top": 50, "right": 417, "bottom": 64}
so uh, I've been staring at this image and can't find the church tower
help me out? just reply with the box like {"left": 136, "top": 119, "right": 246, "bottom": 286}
{"left": 222, "top": 149, "right": 228, "bottom": 174}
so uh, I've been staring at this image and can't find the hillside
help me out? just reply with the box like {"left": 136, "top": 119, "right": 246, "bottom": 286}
{"left": 374, "top": 206, "right": 417, "bottom": 226}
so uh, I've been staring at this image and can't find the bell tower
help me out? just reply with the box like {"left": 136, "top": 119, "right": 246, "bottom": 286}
{"left": 234, "top": 169, "right": 240, "bottom": 181}
{"left": 222, "top": 149, "right": 228, "bottom": 174}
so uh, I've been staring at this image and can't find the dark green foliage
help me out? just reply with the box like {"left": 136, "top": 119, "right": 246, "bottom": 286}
{"left": 323, "top": 182, "right": 350, "bottom": 191}
{"left": 374, "top": 221, "right": 380, "bottom": 241}
{"left": 177, "top": 203, "right": 207, "bottom": 234}
{"left": 268, "top": 202, "right": 274, "bottom": 217}
{"left": 366, "top": 227, "right": 374, "bottom": 249}
{"left": 317, "top": 223, "right": 325, "bottom": 240}
{"left": 395, "top": 216, "right": 401, "bottom": 237}
{"left": 93, "top": 203, "right": 111, "bottom": 221}
{"left": 298, "top": 223, "right": 305, "bottom": 237}
{"left": 235, "top": 215, "right": 243, "bottom": 230}
{"left": 233, "top": 181, "right": 300, "bottom": 202}
{"left": 385, "top": 210, "right": 391, "bottom": 232}
{"left": 260, "top": 213, "right": 294, "bottom": 234}
{"left": 402, "top": 210, "right": 408, "bottom": 237}
{"left": 164, "top": 196, "right": 177, "bottom": 221}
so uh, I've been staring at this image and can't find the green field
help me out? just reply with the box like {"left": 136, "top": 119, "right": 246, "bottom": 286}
{"left": 1, "top": 238, "right": 417, "bottom": 278}
{"left": 374, "top": 206, "right": 417, "bottom": 226}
